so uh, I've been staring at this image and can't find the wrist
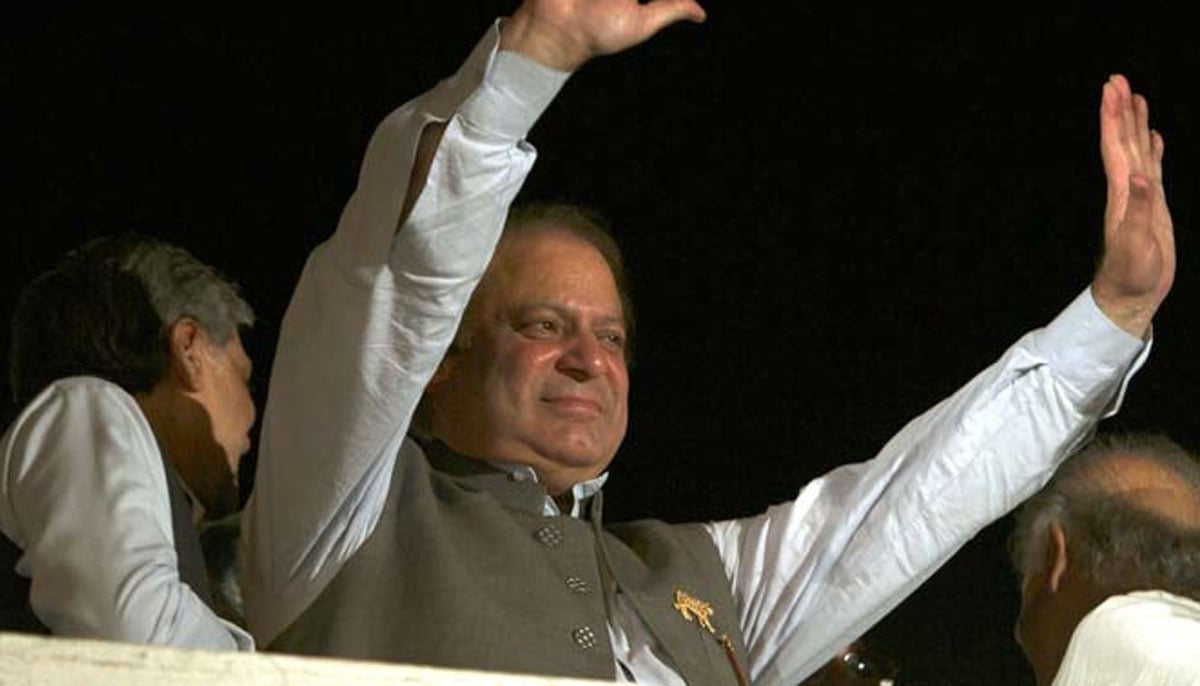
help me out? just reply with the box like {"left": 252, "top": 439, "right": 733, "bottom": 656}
{"left": 498, "top": 12, "right": 589, "bottom": 72}
{"left": 1090, "top": 282, "right": 1154, "bottom": 340}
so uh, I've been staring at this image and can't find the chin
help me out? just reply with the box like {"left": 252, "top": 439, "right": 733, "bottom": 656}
{"left": 550, "top": 443, "right": 615, "bottom": 472}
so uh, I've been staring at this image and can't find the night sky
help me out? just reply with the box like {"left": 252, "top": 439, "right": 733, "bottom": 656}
{"left": 4, "top": 4, "right": 1198, "bottom": 684}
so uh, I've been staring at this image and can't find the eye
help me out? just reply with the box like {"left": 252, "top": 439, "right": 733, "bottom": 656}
{"left": 598, "top": 330, "right": 625, "bottom": 352}
{"left": 520, "top": 319, "right": 560, "bottom": 338}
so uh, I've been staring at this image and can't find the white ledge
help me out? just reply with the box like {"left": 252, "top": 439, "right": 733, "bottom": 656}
{"left": 0, "top": 632, "right": 617, "bottom": 686}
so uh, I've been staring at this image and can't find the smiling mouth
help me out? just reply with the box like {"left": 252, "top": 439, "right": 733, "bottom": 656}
{"left": 543, "top": 396, "right": 603, "bottom": 416}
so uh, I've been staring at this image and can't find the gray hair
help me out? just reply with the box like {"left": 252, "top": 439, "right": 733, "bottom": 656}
{"left": 1010, "top": 432, "right": 1200, "bottom": 599}
{"left": 119, "top": 239, "right": 254, "bottom": 346}
{"left": 10, "top": 234, "right": 253, "bottom": 406}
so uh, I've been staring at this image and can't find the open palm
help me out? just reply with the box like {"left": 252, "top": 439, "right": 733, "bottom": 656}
{"left": 1093, "top": 74, "right": 1175, "bottom": 337}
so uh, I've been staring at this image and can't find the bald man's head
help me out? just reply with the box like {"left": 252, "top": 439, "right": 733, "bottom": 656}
{"left": 1081, "top": 451, "right": 1200, "bottom": 522}
{"left": 1011, "top": 433, "right": 1200, "bottom": 685}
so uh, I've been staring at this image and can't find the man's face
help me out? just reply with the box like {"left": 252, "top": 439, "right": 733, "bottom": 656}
{"left": 429, "top": 229, "right": 629, "bottom": 494}
{"left": 198, "top": 332, "right": 256, "bottom": 475}
{"left": 188, "top": 331, "right": 255, "bottom": 515}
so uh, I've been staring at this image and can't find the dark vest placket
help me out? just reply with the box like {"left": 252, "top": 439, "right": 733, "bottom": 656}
{"left": 0, "top": 447, "right": 213, "bottom": 632}
{"left": 160, "top": 451, "right": 213, "bottom": 606}
{"left": 589, "top": 492, "right": 749, "bottom": 686}
{"left": 271, "top": 438, "right": 751, "bottom": 685}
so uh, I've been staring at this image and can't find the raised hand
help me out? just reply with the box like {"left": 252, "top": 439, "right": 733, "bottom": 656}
{"left": 500, "top": 0, "right": 706, "bottom": 72}
{"left": 1091, "top": 74, "right": 1175, "bottom": 338}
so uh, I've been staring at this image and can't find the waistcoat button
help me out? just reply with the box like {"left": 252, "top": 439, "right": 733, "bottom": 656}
{"left": 571, "top": 625, "right": 597, "bottom": 649}
{"left": 565, "top": 576, "right": 591, "bottom": 594}
{"left": 533, "top": 524, "right": 565, "bottom": 547}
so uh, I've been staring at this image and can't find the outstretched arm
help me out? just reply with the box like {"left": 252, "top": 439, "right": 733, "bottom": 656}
{"left": 1091, "top": 74, "right": 1174, "bottom": 338}
{"left": 706, "top": 75, "right": 1168, "bottom": 685}
{"left": 244, "top": 1, "right": 704, "bottom": 645}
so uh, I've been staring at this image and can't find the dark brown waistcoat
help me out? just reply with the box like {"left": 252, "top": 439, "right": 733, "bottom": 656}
{"left": 271, "top": 439, "right": 750, "bottom": 685}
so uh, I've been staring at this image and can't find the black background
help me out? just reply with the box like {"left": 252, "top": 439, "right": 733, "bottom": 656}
{"left": 4, "top": 4, "right": 1198, "bottom": 684}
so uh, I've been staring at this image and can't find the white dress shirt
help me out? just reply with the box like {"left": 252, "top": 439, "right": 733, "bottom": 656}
{"left": 242, "top": 20, "right": 1147, "bottom": 686}
{"left": 0, "top": 376, "right": 253, "bottom": 649}
{"left": 1052, "top": 591, "right": 1200, "bottom": 685}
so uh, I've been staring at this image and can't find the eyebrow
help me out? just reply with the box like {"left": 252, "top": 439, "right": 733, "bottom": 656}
{"left": 514, "top": 303, "right": 626, "bottom": 328}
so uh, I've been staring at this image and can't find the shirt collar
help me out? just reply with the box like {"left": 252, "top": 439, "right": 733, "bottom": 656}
{"left": 490, "top": 462, "right": 609, "bottom": 517}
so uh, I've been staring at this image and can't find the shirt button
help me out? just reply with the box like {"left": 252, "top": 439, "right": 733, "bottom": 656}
{"left": 572, "top": 625, "right": 597, "bottom": 649}
{"left": 565, "top": 576, "right": 591, "bottom": 594}
{"left": 533, "top": 524, "right": 565, "bottom": 547}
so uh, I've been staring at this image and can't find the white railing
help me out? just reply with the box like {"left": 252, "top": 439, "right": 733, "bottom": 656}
{"left": 0, "top": 632, "right": 617, "bottom": 686}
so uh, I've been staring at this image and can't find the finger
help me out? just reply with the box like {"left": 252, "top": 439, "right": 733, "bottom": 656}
{"left": 1100, "top": 81, "right": 1124, "bottom": 174}
{"left": 1116, "top": 80, "right": 1145, "bottom": 171}
{"left": 1109, "top": 73, "right": 1132, "bottom": 112}
{"left": 1100, "top": 77, "right": 1134, "bottom": 164}
{"left": 639, "top": 0, "right": 707, "bottom": 38}
{"left": 1150, "top": 129, "right": 1165, "bottom": 178}
{"left": 1133, "top": 93, "right": 1152, "bottom": 166}
{"left": 1109, "top": 76, "right": 1133, "bottom": 145}
{"left": 1099, "top": 79, "right": 1129, "bottom": 229}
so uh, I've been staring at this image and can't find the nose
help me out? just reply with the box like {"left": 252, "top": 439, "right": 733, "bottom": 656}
{"left": 556, "top": 331, "right": 607, "bottom": 382}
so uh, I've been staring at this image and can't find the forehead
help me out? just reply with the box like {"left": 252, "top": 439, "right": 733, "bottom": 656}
{"left": 477, "top": 229, "right": 623, "bottom": 318}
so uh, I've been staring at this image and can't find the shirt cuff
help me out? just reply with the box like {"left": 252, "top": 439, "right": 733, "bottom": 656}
{"left": 457, "top": 21, "right": 572, "bottom": 140}
{"left": 1039, "top": 287, "right": 1151, "bottom": 415}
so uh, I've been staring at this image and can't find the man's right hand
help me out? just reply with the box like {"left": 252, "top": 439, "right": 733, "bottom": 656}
{"left": 499, "top": 0, "right": 706, "bottom": 72}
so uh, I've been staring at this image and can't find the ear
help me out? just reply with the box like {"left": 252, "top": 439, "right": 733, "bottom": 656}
{"left": 166, "top": 318, "right": 206, "bottom": 392}
{"left": 1044, "top": 520, "right": 1070, "bottom": 593}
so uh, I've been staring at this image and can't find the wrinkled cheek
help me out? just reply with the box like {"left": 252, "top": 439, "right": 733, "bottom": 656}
{"left": 243, "top": 391, "right": 258, "bottom": 431}
{"left": 612, "top": 400, "right": 629, "bottom": 439}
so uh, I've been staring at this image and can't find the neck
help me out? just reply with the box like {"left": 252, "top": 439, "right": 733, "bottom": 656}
{"left": 428, "top": 436, "right": 603, "bottom": 498}
{"left": 553, "top": 490, "right": 576, "bottom": 515}
{"left": 135, "top": 384, "right": 183, "bottom": 465}
{"left": 134, "top": 385, "right": 237, "bottom": 519}
{"left": 1036, "top": 581, "right": 1110, "bottom": 686}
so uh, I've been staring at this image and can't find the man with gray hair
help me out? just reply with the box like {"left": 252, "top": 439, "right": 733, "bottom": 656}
{"left": 1011, "top": 432, "right": 1200, "bottom": 684}
{"left": 0, "top": 233, "right": 256, "bottom": 649}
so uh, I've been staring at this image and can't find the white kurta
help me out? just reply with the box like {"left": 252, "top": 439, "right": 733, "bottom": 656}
{"left": 1052, "top": 591, "right": 1200, "bottom": 685}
